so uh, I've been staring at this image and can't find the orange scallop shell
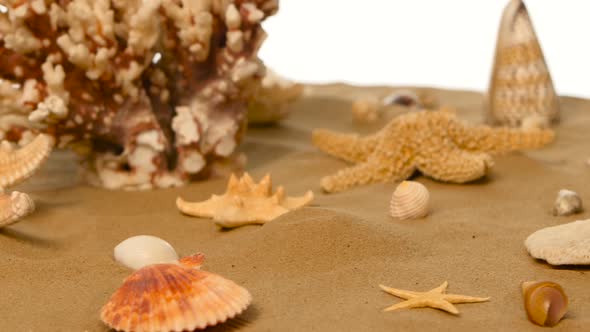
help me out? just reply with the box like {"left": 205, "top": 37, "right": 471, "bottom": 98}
{"left": 101, "top": 254, "right": 251, "bottom": 332}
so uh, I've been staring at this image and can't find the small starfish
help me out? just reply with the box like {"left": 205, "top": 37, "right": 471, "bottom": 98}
{"left": 379, "top": 281, "right": 490, "bottom": 315}
{"left": 313, "top": 110, "right": 554, "bottom": 193}
{"left": 0, "top": 134, "right": 54, "bottom": 227}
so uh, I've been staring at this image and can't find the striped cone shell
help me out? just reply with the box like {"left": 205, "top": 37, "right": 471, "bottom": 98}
{"left": 101, "top": 255, "right": 251, "bottom": 332}
{"left": 486, "top": 0, "right": 559, "bottom": 127}
{"left": 390, "top": 181, "right": 430, "bottom": 220}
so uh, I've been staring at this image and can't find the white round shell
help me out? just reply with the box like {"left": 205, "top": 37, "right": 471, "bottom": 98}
{"left": 390, "top": 181, "right": 430, "bottom": 220}
{"left": 114, "top": 235, "right": 179, "bottom": 270}
{"left": 552, "top": 189, "right": 583, "bottom": 216}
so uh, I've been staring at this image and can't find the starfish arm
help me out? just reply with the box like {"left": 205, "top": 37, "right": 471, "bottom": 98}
{"left": 321, "top": 157, "right": 415, "bottom": 193}
{"left": 379, "top": 285, "right": 420, "bottom": 299}
{"left": 383, "top": 298, "right": 428, "bottom": 312}
{"left": 416, "top": 149, "right": 494, "bottom": 183}
{"left": 312, "top": 129, "right": 380, "bottom": 163}
{"left": 431, "top": 281, "right": 449, "bottom": 294}
{"left": 0, "top": 134, "right": 54, "bottom": 189}
{"left": 444, "top": 294, "right": 491, "bottom": 304}
{"left": 448, "top": 121, "right": 555, "bottom": 154}
{"left": 424, "top": 299, "right": 460, "bottom": 315}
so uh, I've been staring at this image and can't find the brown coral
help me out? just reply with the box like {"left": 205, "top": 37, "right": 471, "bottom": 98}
{"left": 313, "top": 109, "right": 554, "bottom": 193}
{"left": 0, "top": 0, "right": 277, "bottom": 190}
{"left": 487, "top": 0, "right": 559, "bottom": 126}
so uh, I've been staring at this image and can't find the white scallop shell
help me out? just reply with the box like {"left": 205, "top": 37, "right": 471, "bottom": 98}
{"left": 114, "top": 235, "right": 179, "bottom": 270}
{"left": 390, "top": 181, "right": 430, "bottom": 220}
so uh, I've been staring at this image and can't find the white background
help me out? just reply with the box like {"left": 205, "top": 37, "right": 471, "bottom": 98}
{"left": 260, "top": 0, "right": 590, "bottom": 98}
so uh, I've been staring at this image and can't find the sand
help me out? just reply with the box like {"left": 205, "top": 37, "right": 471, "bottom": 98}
{"left": 1, "top": 84, "right": 590, "bottom": 331}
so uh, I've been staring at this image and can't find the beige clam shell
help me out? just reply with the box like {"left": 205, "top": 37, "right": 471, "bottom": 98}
{"left": 390, "top": 181, "right": 430, "bottom": 220}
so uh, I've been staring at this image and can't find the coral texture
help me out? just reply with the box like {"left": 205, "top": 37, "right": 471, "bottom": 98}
{"left": 313, "top": 110, "right": 555, "bottom": 193}
{"left": 0, "top": 0, "right": 277, "bottom": 190}
{"left": 525, "top": 219, "right": 590, "bottom": 265}
{"left": 177, "top": 172, "right": 314, "bottom": 228}
{"left": 487, "top": 0, "right": 559, "bottom": 127}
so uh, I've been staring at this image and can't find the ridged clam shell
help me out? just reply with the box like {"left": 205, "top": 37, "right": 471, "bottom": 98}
{"left": 0, "top": 191, "right": 35, "bottom": 228}
{"left": 390, "top": 181, "right": 430, "bottom": 220}
{"left": 114, "top": 235, "right": 179, "bottom": 270}
{"left": 101, "top": 255, "right": 252, "bottom": 332}
{"left": 522, "top": 281, "right": 568, "bottom": 327}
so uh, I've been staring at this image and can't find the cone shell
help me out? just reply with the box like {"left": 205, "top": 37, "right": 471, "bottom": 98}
{"left": 486, "top": 0, "right": 559, "bottom": 127}
{"left": 101, "top": 256, "right": 252, "bottom": 332}
{"left": 0, "top": 191, "right": 35, "bottom": 228}
{"left": 390, "top": 181, "right": 430, "bottom": 220}
{"left": 522, "top": 281, "right": 568, "bottom": 327}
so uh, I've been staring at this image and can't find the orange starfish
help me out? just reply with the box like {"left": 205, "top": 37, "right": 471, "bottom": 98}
{"left": 313, "top": 110, "right": 554, "bottom": 193}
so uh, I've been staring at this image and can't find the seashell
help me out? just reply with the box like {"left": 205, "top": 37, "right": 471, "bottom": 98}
{"left": 248, "top": 69, "right": 304, "bottom": 125}
{"left": 522, "top": 281, "right": 568, "bottom": 327}
{"left": 114, "top": 235, "right": 179, "bottom": 270}
{"left": 351, "top": 97, "right": 381, "bottom": 124}
{"left": 521, "top": 114, "right": 549, "bottom": 131}
{"left": 390, "top": 181, "right": 430, "bottom": 220}
{"left": 525, "top": 219, "right": 590, "bottom": 265}
{"left": 382, "top": 90, "right": 421, "bottom": 108}
{"left": 486, "top": 0, "right": 559, "bottom": 127}
{"left": 552, "top": 189, "right": 583, "bottom": 216}
{"left": 101, "top": 254, "right": 251, "bottom": 332}
{"left": 0, "top": 191, "right": 35, "bottom": 228}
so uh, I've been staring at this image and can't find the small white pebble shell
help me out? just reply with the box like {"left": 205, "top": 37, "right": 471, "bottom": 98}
{"left": 114, "top": 235, "right": 179, "bottom": 270}
{"left": 390, "top": 181, "right": 430, "bottom": 220}
{"left": 552, "top": 189, "right": 583, "bottom": 216}
{"left": 382, "top": 90, "right": 421, "bottom": 108}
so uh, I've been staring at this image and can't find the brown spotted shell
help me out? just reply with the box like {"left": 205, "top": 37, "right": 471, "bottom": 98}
{"left": 522, "top": 281, "right": 568, "bottom": 327}
{"left": 390, "top": 181, "right": 430, "bottom": 220}
{"left": 100, "top": 254, "right": 251, "bottom": 332}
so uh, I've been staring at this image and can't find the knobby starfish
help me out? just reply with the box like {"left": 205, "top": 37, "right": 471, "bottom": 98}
{"left": 312, "top": 110, "right": 555, "bottom": 193}
{"left": 0, "top": 134, "right": 54, "bottom": 227}
{"left": 379, "top": 281, "right": 490, "bottom": 315}
{"left": 177, "top": 173, "right": 314, "bottom": 228}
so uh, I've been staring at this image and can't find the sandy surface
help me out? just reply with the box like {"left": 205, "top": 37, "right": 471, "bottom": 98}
{"left": 1, "top": 84, "right": 590, "bottom": 331}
